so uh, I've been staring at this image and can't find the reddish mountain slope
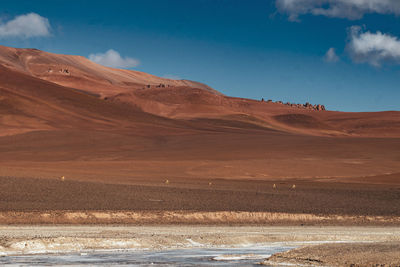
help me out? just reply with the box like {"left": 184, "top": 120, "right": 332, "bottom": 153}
{"left": 113, "top": 86, "right": 400, "bottom": 137}
{"left": 0, "top": 64, "right": 192, "bottom": 137}
{"left": 0, "top": 45, "right": 219, "bottom": 97}
{"left": 1, "top": 45, "right": 399, "bottom": 137}
{"left": 0, "top": 45, "right": 399, "bottom": 215}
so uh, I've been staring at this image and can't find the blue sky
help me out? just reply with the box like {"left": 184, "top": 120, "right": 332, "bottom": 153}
{"left": 0, "top": 0, "right": 399, "bottom": 111}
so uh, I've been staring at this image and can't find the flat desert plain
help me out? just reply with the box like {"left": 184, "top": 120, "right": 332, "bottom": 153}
{"left": 0, "top": 129, "right": 399, "bottom": 225}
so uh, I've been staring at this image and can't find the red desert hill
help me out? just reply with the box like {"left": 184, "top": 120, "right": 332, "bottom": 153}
{"left": 0, "top": 45, "right": 399, "bottom": 138}
{"left": 0, "top": 45, "right": 399, "bottom": 201}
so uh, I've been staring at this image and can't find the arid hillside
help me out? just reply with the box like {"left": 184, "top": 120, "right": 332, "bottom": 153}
{"left": 1, "top": 45, "right": 399, "bottom": 138}
{"left": 0, "top": 46, "right": 399, "bottom": 219}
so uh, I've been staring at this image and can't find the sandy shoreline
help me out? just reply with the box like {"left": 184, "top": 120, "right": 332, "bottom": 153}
{"left": 0, "top": 225, "right": 398, "bottom": 256}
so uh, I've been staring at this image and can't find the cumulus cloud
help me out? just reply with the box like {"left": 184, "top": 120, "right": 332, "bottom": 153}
{"left": 347, "top": 26, "right": 400, "bottom": 67}
{"left": 276, "top": 0, "right": 400, "bottom": 21}
{"left": 0, "top": 13, "right": 51, "bottom": 38}
{"left": 88, "top": 49, "right": 140, "bottom": 69}
{"left": 324, "top": 47, "right": 339, "bottom": 62}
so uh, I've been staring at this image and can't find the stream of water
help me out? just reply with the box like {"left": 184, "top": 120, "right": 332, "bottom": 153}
{"left": 0, "top": 244, "right": 296, "bottom": 266}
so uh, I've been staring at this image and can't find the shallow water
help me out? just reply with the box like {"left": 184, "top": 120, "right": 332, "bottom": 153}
{"left": 0, "top": 245, "right": 295, "bottom": 266}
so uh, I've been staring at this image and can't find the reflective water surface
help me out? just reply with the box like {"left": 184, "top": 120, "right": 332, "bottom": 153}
{"left": 0, "top": 245, "right": 295, "bottom": 266}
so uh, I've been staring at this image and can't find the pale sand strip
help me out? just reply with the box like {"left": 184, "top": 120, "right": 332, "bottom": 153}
{"left": 0, "top": 226, "right": 398, "bottom": 255}
{"left": 0, "top": 211, "right": 399, "bottom": 225}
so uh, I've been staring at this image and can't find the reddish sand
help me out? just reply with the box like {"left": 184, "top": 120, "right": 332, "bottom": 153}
{"left": 0, "top": 45, "right": 399, "bottom": 223}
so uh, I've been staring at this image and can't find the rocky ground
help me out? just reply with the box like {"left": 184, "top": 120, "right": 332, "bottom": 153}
{"left": 0, "top": 176, "right": 399, "bottom": 225}
{"left": 263, "top": 241, "right": 400, "bottom": 266}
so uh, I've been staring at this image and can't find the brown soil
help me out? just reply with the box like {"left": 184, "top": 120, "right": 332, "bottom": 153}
{"left": 0, "top": 175, "right": 398, "bottom": 224}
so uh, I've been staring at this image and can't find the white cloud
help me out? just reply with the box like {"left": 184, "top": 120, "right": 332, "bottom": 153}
{"left": 88, "top": 49, "right": 140, "bottom": 69}
{"left": 276, "top": 0, "right": 400, "bottom": 21}
{"left": 347, "top": 26, "right": 400, "bottom": 67}
{"left": 324, "top": 47, "right": 339, "bottom": 62}
{"left": 0, "top": 13, "right": 51, "bottom": 38}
